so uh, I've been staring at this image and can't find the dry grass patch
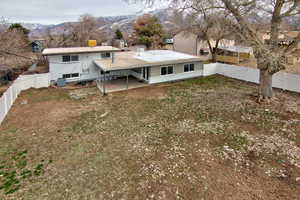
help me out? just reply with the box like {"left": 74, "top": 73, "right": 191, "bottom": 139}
{"left": 0, "top": 75, "right": 299, "bottom": 199}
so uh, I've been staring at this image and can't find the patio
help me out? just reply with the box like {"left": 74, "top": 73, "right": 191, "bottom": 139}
{"left": 96, "top": 76, "right": 149, "bottom": 94}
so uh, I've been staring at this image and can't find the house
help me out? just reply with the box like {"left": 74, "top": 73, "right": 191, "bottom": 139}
{"left": 173, "top": 31, "right": 235, "bottom": 56}
{"left": 43, "top": 45, "right": 203, "bottom": 93}
{"left": 31, "top": 39, "right": 45, "bottom": 53}
{"left": 259, "top": 31, "right": 300, "bottom": 48}
{"left": 42, "top": 46, "right": 121, "bottom": 83}
{"left": 165, "top": 38, "right": 174, "bottom": 44}
{"left": 286, "top": 49, "right": 300, "bottom": 65}
{"left": 94, "top": 50, "right": 203, "bottom": 93}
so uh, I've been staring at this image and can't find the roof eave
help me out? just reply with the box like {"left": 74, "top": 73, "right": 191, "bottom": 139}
{"left": 94, "top": 58, "right": 202, "bottom": 72}
{"left": 42, "top": 49, "right": 122, "bottom": 56}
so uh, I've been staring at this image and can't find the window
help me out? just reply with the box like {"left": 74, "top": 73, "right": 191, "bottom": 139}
{"left": 71, "top": 73, "right": 79, "bottom": 78}
{"left": 184, "top": 64, "right": 195, "bottom": 72}
{"left": 184, "top": 64, "right": 189, "bottom": 72}
{"left": 71, "top": 55, "right": 79, "bottom": 61}
{"left": 63, "top": 74, "right": 71, "bottom": 79}
{"left": 100, "top": 71, "right": 110, "bottom": 75}
{"left": 62, "top": 55, "right": 79, "bottom": 62}
{"left": 62, "top": 55, "right": 70, "bottom": 62}
{"left": 101, "top": 52, "right": 111, "bottom": 58}
{"left": 63, "top": 73, "right": 79, "bottom": 79}
{"left": 168, "top": 66, "right": 173, "bottom": 74}
{"left": 190, "top": 64, "right": 195, "bottom": 71}
{"left": 161, "top": 66, "right": 173, "bottom": 75}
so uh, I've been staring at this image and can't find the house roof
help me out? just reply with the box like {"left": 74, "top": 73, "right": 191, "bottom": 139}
{"left": 42, "top": 46, "right": 121, "bottom": 56}
{"left": 290, "top": 49, "right": 300, "bottom": 56}
{"left": 94, "top": 50, "right": 202, "bottom": 71}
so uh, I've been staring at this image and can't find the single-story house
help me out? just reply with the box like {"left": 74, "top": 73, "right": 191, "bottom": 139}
{"left": 43, "top": 46, "right": 203, "bottom": 93}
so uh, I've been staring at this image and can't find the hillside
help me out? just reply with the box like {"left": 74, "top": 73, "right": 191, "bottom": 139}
{"left": 25, "top": 9, "right": 176, "bottom": 38}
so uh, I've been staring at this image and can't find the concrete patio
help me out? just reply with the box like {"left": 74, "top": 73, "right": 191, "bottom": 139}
{"left": 96, "top": 76, "right": 149, "bottom": 94}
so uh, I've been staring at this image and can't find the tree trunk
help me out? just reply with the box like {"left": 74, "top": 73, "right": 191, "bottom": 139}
{"left": 259, "top": 69, "right": 273, "bottom": 99}
{"left": 206, "top": 39, "right": 215, "bottom": 62}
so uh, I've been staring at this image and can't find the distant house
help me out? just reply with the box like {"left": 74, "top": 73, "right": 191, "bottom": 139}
{"left": 31, "top": 40, "right": 45, "bottom": 53}
{"left": 173, "top": 31, "right": 235, "bottom": 56}
{"left": 286, "top": 49, "right": 300, "bottom": 65}
{"left": 259, "top": 31, "right": 300, "bottom": 48}
{"left": 43, "top": 46, "right": 203, "bottom": 93}
{"left": 165, "top": 38, "right": 174, "bottom": 44}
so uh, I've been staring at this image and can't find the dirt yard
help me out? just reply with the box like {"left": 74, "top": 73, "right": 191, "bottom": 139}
{"left": 0, "top": 75, "right": 299, "bottom": 199}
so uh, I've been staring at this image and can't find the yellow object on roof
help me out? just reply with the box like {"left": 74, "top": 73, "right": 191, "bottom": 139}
{"left": 88, "top": 40, "right": 97, "bottom": 47}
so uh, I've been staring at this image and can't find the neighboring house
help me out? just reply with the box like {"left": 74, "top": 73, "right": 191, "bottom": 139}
{"left": 165, "top": 38, "right": 174, "bottom": 44}
{"left": 113, "top": 39, "right": 127, "bottom": 49}
{"left": 286, "top": 49, "right": 300, "bottom": 65}
{"left": 31, "top": 40, "right": 45, "bottom": 53}
{"left": 173, "top": 31, "right": 235, "bottom": 56}
{"left": 102, "top": 39, "right": 128, "bottom": 49}
{"left": 42, "top": 46, "right": 121, "bottom": 83}
{"left": 163, "top": 38, "right": 174, "bottom": 50}
{"left": 259, "top": 31, "right": 300, "bottom": 48}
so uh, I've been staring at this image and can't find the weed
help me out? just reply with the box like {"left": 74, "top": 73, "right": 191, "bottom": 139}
{"left": 225, "top": 133, "right": 249, "bottom": 150}
{"left": 0, "top": 150, "right": 50, "bottom": 195}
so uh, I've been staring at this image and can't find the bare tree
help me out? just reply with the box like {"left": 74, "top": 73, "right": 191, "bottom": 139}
{"left": 135, "top": 0, "right": 300, "bottom": 100}
{"left": 0, "top": 20, "right": 34, "bottom": 68}
{"left": 44, "top": 14, "right": 107, "bottom": 48}
{"left": 173, "top": 10, "right": 234, "bottom": 61}
{"left": 71, "top": 14, "right": 106, "bottom": 47}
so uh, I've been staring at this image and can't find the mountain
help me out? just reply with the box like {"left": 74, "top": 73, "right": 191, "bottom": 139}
{"left": 26, "top": 8, "right": 176, "bottom": 38}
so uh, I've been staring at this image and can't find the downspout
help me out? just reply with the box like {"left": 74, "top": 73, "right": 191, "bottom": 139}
{"left": 196, "top": 36, "right": 199, "bottom": 56}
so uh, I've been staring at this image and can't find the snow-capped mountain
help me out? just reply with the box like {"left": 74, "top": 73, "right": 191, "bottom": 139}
{"left": 26, "top": 8, "right": 176, "bottom": 38}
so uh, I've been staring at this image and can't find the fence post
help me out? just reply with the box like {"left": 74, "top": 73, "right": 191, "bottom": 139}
{"left": 10, "top": 86, "right": 13, "bottom": 107}
{"left": 3, "top": 92, "right": 7, "bottom": 115}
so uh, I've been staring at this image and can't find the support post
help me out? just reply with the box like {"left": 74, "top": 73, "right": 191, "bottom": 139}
{"left": 126, "top": 71, "right": 129, "bottom": 90}
{"left": 103, "top": 72, "right": 106, "bottom": 95}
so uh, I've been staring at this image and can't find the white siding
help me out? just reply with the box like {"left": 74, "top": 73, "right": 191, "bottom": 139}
{"left": 48, "top": 52, "right": 107, "bottom": 82}
{"left": 148, "top": 62, "right": 203, "bottom": 84}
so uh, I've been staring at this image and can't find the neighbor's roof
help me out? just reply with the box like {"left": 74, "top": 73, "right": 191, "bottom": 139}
{"left": 94, "top": 50, "right": 202, "bottom": 71}
{"left": 42, "top": 46, "right": 121, "bottom": 55}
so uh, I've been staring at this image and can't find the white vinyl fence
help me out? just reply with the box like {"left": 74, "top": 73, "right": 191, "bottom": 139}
{"left": 1, "top": 64, "right": 300, "bottom": 125}
{"left": 0, "top": 73, "right": 50, "bottom": 125}
{"left": 203, "top": 63, "right": 300, "bottom": 93}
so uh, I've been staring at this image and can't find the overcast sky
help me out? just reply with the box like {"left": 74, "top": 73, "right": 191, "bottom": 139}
{"left": 1, "top": 0, "right": 145, "bottom": 24}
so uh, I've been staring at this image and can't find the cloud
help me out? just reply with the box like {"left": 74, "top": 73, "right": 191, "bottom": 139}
{"left": 0, "top": 0, "right": 143, "bottom": 24}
